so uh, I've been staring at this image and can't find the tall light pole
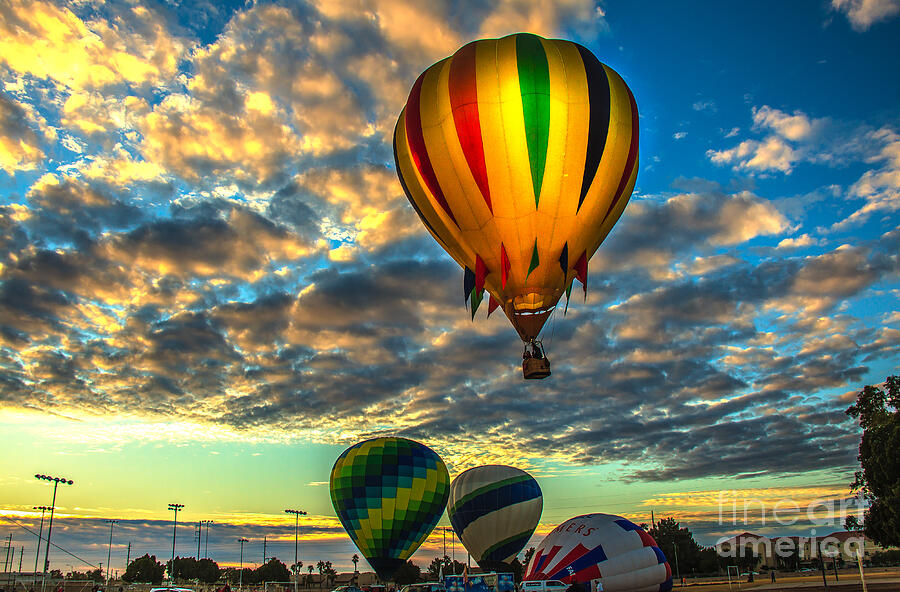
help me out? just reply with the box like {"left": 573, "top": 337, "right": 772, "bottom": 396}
{"left": 32, "top": 506, "right": 51, "bottom": 574}
{"left": 105, "top": 520, "right": 117, "bottom": 587}
{"left": 168, "top": 503, "right": 184, "bottom": 584}
{"left": 200, "top": 521, "right": 214, "bottom": 559}
{"left": 284, "top": 509, "right": 306, "bottom": 592}
{"left": 35, "top": 474, "right": 73, "bottom": 592}
{"left": 238, "top": 538, "right": 249, "bottom": 592}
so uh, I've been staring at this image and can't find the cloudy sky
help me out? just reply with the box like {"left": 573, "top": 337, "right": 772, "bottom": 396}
{"left": 1, "top": 0, "right": 898, "bottom": 578}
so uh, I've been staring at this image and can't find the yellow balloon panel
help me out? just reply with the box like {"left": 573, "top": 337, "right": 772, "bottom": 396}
{"left": 394, "top": 33, "right": 639, "bottom": 340}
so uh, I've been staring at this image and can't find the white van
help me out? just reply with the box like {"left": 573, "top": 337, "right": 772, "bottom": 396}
{"left": 519, "top": 581, "right": 567, "bottom": 592}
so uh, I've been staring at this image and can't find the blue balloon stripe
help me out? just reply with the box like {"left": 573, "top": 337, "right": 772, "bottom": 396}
{"left": 614, "top": 518, "right": 640, "bottom": 531}
{"left": 547, "top": 544, "right": 607, "bottom": 581}
{"left": 450, "top": 479, "right": 542, "bottom": 533}
{"left": 652, "top": 546, "right": 666, "bottom": 564}
{"left": 481, "top": 531, "right": 533, "bottom": 562}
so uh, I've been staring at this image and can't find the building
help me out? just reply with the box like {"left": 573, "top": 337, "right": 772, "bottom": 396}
{"left": 715, "top": 531, "right": 895, "bottom": 570}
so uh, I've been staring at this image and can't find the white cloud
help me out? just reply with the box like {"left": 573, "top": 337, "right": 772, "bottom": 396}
{"left": 673, "top": 131, "right": 687, "bottom": 140}
{"left": 831, "top": 127, "right": 900, "bottom": 229}
{"left": 753, "top": 106, "right": 817, "bottom": 141}
{"left": 832, "top": 0, "right": 900, "bottom": 30}
{"left": 708, "top": 106, "right": 832, "bottom": 174}
{"left": 777, "top": 234, "right": 818, "bottom": 249}
{"left": 60, "top": 134, "right": 84, "bottom": 154}
{"left": 708, "top": 136, "right": 799, "bottom": 173}
{"left": 0, "top": 0, "right": 188, "bottom": 92}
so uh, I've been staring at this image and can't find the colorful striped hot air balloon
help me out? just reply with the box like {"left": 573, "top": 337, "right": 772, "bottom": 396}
{"left": 394, "top": 33, "right": 639, "bottom": 353}
{"left": 329, "top": 437, "right": 451, "bottom": 581}
{"left": 525, "top": 514, "right": 672, "bottom": 592}
{"left": 447, "top": 465, "right": 543, "bottom": 568}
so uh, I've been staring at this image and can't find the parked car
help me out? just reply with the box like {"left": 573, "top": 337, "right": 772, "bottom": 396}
{"left": 400, "top": 582, "right": 446, "bottom": 592}
{"left": 519, "top": 581, "right": 567, "bottom": 592}
{"left": 332, "top": 587, "right": 365, "bottom": 592}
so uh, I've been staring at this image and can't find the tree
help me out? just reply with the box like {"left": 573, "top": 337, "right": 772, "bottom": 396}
{"left": 522, "top": 547, "right": 535, "bottom": 569}
{"left": 197, "top": 558, "right": 221, "bottom": 583}
{"left": 123, "top": 554, "right": 165, "bottom": 584}
{"left": 66, "top": 569, "right": 101, "bottom": 582}
{"left": 847, "top": 375, "right": 900, "bottom": 547}
{"left": 696, "top": 547, "right": 722, "bottom": 575}
{"left": 257, "top": 558, "right": 291, "bottom": 583}
{"left": 508, "top": 558, "right": 525, "bottom": 583}
{"left": 648, "top": 518, "right": 703, "bottom": 576}
{"left": 425, "top": 557, "right": 465, "bottom": 580}
{"left": 321, "top": 561, "right": 336, "bottom": 588}
{"left": 393, "top": 560, "right": 421, "bottom": 585}
{"left": 172, "top": 556, "right": 200, "bottom": 581}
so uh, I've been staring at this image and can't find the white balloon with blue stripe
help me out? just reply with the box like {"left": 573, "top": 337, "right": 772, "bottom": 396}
{"left": 448, "top": 465, "right": 543, "bottom": 566}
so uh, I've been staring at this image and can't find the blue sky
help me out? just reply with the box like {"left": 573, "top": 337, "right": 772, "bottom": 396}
{"left": 0, "top": 0, "right": 898, "bottom": 578}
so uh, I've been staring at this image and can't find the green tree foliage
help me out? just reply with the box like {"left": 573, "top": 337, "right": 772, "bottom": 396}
{"left": 197, "top": 558, "right": 222, "bottom": 583}
{"left": 425, "top": 557, "right": 466, "bottom": 581}
{"left": 65, "top": 569, "right": 101, "bottom": 582}
{"left": 648, "top": 518, "right": 703, "bottom": 576}
{"left": 846, "top": 375, "right": 900, "bottom": 547}
{"left": 522, "top": 547, "right": 535, "bottom": 569}
{"left": 172, "top": 557, "right": 199, "bottom": 581}
{"left": 393, "top": 560, "right": 421, "bottom": 585}
{"left": 696, "top": 547, "right": 722, "bottom": 575}
{"left": 256, "top": 558, "right": 292, "bottom": 583}
{"left": 870, "top": 549, "right": 900, "bottom": 566}
{"left": 507, "top": 558, "right": 524, "bottom": 583}
{"left": 123, "top": 554, "right": 165, "bottom": 584}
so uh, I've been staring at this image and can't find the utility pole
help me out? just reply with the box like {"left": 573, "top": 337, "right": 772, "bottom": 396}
{"left": 168, "top": 503, "right": 184, "bottom": 585}
{"left": 202, "top": 521, "right": 214, "bottom": 559}
{"left": 262, "top": 536, "right": 267, "bottom": 564}
{"left": 35, "top": 474, "right": 74, "bottom": 592}
{"left": 105, "top": 520, "right": 117, "bottom": 587}
{"left": 672, "top": 542, "right": 680, "bottom": 586}
{"left": 126, "top": 542, "right": 131, "bottom": 569}
{"left": 817, "top": 538, "right": 828, "bottom": 591}
{"left": 4, "top": 534, "right": 12, "bottom": 576}
{"left": 197, "top": 523, "right": 202, "bottom": 560}
{"left": 33, "top": 507, "right": 50, "bottom": 574}
{"left": 285, "top": 509, "right": 306, "bottom": 592}
{"left": 238, "top": 538, "right": 248, "bottom": 592}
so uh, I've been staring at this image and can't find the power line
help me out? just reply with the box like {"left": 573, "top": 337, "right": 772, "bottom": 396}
{"left": 0, "top": 515, "right": 99, "bottom": 568}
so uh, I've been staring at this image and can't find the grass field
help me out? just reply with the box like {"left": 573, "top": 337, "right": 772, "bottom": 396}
{"left": 668, "top": 566, "right": 900, "bottom": 591}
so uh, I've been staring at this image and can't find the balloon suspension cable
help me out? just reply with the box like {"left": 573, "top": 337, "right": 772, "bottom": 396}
{"left": 546, "top": 306, "right": 558, "bottom": 354}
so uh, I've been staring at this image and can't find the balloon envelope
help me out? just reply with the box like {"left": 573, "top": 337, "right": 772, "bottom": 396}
{"left": 524, "top": 513, "right": 672, "bottom": 592}
{"left": 448, "top": 465, "right": 542, "bottom": 566}
{"left": 394, "top": 33, "right": 639, "bottom": 341}
{"left": 330, "top": 437, "right": 450, "bottom": 581}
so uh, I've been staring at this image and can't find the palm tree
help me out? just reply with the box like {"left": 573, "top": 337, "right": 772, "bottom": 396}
{"left": 352, "top": 555, "right": 359, "bottom": 584}
{"left": 307, "top": 565, "right": 314, "bottom": 589}
{"left": 316, "top": 561, "right": 325, "bottom": 590}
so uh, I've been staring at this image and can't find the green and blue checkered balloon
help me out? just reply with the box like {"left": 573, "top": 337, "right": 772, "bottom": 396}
{"left": 330, "top": 437, "right": 450, "bottom": 581}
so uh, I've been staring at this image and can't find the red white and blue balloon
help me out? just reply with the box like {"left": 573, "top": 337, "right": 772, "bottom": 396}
{"left": 524, "top": 513, "right": 672, "bottom": 592}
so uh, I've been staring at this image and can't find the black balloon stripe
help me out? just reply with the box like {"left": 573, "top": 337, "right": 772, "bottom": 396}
{"left": 574, "top": 43, "right": 611, "bottom": 213}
